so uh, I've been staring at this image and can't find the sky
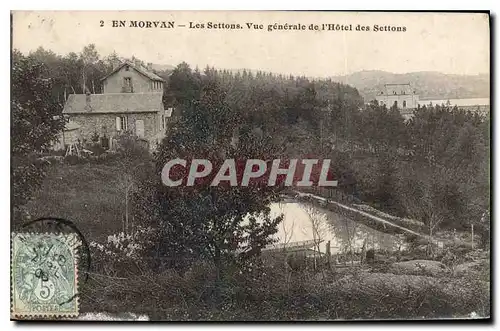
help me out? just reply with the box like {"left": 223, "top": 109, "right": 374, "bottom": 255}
{"left": 12, "top": 11, "right": 490, "bottom": 77}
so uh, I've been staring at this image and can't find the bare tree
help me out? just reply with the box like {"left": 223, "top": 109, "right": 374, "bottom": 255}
{"left": 80, "top": 44, "right": 99, "bottom": 93}
{"left": 115, "top": 133, "right": 151, "bottom": 233}
{"left": 399, "top": 169, "right": 447, "bottom": 258}
{"left": 302, "top": 205, "right": 328, "bottom": 270}
{"left": 340, "top": 217, "right": 359, "bottom": 266}
{"left": 276, "top": 202, "right": 295, "bottom": 250}
{"left": 275, "top": 202, "right": 296, "bottom": 292}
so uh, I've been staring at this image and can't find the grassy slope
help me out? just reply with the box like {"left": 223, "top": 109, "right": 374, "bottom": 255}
{"left": 24, "top": 163, "right": 125, "bottom": 242}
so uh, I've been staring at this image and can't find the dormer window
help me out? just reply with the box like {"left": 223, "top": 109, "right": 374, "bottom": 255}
{"left": 123, "top": 77, "right": 133, "bottom": 93}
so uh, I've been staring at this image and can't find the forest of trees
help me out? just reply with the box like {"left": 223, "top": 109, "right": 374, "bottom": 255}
{"left": 12, "top": 45, "right": 491, "bottom": 269}
{"left": 155, "top": 61, "right": 491, "bottom": 254}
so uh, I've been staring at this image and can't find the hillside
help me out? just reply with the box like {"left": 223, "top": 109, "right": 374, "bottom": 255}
{"left": 330, "top": 70, "right": 490, "bottom": 101}
{"left": 151, "top": 63, "right": 489, "bottom": 103}
{"left": 151, "top": 63, "right": 175, "bottom": 72}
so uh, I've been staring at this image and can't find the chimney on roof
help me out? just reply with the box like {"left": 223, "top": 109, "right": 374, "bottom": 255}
{"left": 147, "top": 63, "right": 153, "bottom": 71}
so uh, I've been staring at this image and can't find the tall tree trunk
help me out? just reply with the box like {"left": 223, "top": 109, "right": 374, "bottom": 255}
{"left": 213, "top": 245, "right": 222, "bottom": 304}
{"left": 82, "top": 69, "right": 86, "bottom": 93}
{"left": 214, "top": 246, "right": 221, "bottom": 280}
{"left": 427, "top": 223, "right": 433, "bottom": 258}
{"left": 125, "top": 176, "right": 129, "bottom": 234}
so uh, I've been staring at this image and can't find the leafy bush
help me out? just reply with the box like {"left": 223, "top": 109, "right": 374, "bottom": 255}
{"left": 64, "top": 154, "right": 87, "bottom": 165}
{"left": 85, "top": 143, "right": 107, "bottom": 156}
{"left": 89, "top": 226, "right": 157, "bottom": 276}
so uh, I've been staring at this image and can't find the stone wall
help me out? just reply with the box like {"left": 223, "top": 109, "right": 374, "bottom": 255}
{"left": 69, "top": 112, "right": 165, "bottom": 148}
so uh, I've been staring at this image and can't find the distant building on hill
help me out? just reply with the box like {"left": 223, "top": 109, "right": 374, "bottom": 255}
{"left": 375, "top": 83, "right": 420, "bottom": 121}
{"left": 375, "top": 83, "right": 490, "bottom": 120}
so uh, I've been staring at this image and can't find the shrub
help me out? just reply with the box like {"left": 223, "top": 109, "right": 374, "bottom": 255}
{"left": 64, "top": 154, "right": 87, "bottom": 165}
{"left": 85, "top": 143, "right": 107, "bottom": 156}
{"left": 89, "top": 226, "right": 157, "bottom": 276}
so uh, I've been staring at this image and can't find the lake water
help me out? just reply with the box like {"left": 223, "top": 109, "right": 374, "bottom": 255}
{"left": 266, "top": 201, "right": 404, "bottom": 254}
{"left": 418, "top": 98, "right": 489, "bottom": 107}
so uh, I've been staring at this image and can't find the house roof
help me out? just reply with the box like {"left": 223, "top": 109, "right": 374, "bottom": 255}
{"left": 63, "top": 93, "right": 164, "bottom": 114}
{"left": 381, "top": 83, "right": 416, "bottom": 96}
{"left": 100, "top": 61, "right": 165, "bottom": 82}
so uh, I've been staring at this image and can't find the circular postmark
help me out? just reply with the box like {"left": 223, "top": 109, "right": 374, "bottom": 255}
{"left": 19, "top": 218, "right": 91, "bottom": 283}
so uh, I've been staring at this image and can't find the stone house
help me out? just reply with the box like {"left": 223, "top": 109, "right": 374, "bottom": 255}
{"left": 63, "top": 61, "right": 172, "bottom": 150}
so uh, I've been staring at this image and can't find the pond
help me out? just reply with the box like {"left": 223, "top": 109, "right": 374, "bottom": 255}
{"left": 418, "top": 97, "right": 489, "bottom": 107}
{"left": 266, "top": 201, "right": 405, "bottom": 254}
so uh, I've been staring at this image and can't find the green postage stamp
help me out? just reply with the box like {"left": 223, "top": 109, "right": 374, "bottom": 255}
{"left": 11, "top": 233, "right": 80, "bottom": 318}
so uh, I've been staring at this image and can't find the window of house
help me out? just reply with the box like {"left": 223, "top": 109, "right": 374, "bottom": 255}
{"left": 116, "top": 116, "right": 128, "bottom": 131}
{"left": 123, "top": 77, "right": 133, "bottom": 93}
{"left": 125, "top": 65, "right": 130, "bottom": 71}
{"left": 121, "top": 116, "right": 128, "bottom": 131}
{"left": 403, "top": 100, "right": 407, "bottom": 108}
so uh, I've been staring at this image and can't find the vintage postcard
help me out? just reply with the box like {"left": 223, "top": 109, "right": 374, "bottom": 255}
{"left": 11, "top": 11, "right": 490, "bottom": 321}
